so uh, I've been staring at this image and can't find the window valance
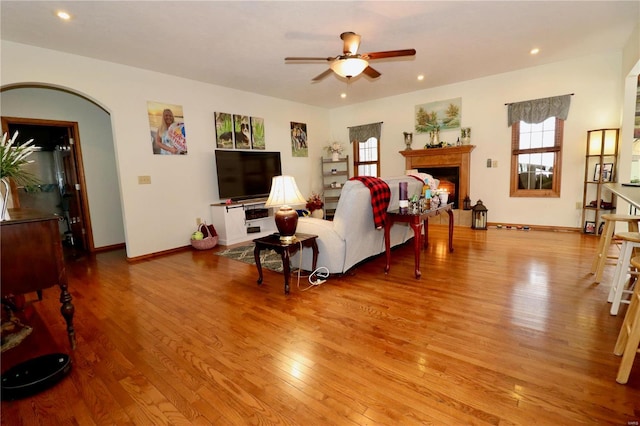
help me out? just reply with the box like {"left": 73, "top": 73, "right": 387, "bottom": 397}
{"left": 507, "top": 94, "right": 572, "bottom": 126}
{"left": 348, "top": 122, "right": 382, "bottom": 143}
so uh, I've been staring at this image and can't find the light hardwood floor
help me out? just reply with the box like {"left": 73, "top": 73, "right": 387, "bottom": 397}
{"left": 2, "top": 226, "right": 639, "bottom": 425}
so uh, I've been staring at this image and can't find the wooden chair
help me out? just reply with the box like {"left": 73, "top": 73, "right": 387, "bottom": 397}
{"left": 608, "top": 232, "right": 640, "bottom": 315}
{"left": 614, "top": 255, "right": 640, "bottom": 384}
{"left": 590, "top": 214, "right": 640, "bottom": 284}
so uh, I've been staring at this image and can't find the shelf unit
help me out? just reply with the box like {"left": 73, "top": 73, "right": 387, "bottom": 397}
{"left": 210, "top": 199, "right": 275, "bottom": 245}
{"left": 321, "top": 155, "right": 349, "bottom": 220}
{"left": 581, "top": 128, "right": 620, "bottom": 234}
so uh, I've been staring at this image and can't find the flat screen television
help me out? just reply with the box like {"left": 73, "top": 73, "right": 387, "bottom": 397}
{"left": 215, "top": 150, "right": 282, "bottom": 201}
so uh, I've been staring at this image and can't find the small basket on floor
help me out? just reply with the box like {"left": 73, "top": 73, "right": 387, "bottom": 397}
{"left": 191, "top": 223, "right": 218, "bottom": 250}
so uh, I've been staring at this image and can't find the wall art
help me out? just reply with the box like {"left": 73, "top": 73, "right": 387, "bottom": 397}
{"left": 233, "top": 115, "right": 251, "bottom": 149}
{"left": 291, "top": 122, "right": 308, "bottom": 157}
{"left": 215, "top": 112, "right": 234, "bottom": 149}
{"left": 415, "top": 97, "right": 461, "bottom": 134}
{"left": 251, "top": 117, "right": 265, "bottom": 150}
{"left": 148, "top": 101, "right": 187, "bottom": 155}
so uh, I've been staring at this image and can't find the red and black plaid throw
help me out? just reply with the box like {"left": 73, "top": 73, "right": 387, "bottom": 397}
{"left": 350, "top": 176, "right": 390, "bottom": 229}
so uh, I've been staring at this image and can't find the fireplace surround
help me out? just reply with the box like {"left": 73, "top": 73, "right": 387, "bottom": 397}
{"left": 400, "top": 146, "right": 475, "bottom": 209}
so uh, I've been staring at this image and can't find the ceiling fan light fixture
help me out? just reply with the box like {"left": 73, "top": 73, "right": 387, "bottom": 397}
{"left": 330, "top": 58, "right": 369, "bottom": 78}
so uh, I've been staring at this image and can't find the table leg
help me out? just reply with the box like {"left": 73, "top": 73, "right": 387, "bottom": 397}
{"left": 311, "top": 240, "right": 319, "bottom": 271}
{"left": 384, "top": 219, "right": 392, "bottom": 273}
{"left": 410, "top": 219, "right": 422, "bottom": 278}
{"left": 423, "top": 218, "right": 429, "bottom": 248}
{"left": 58, "top": 284, "right": 76, "bottom": 350}
{"left": 447, "top": 208, "right": 454, "bottom": 252}
{"left": 282, "top": 250, "right": 291, "bottom": 295}
{"left": 254, "top": 244, "right": 264, "bottom": 285}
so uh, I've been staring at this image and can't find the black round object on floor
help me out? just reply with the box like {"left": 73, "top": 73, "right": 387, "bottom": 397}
{"left": 1, "top": 353, "right": 72, "bottom": 400}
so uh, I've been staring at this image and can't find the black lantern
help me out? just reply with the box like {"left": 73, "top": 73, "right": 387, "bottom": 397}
{"left": 463, "top": 195, "right": 472, "bottom": 210}
{"left": 471, "top": 200, "right": 488, "bottom": 230}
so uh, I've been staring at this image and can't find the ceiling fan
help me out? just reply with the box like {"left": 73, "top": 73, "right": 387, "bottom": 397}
{"left": 285, "top": 31, "right": 416, "bottom": 81}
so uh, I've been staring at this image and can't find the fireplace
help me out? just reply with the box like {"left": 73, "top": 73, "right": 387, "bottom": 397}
{"left": 400, "top": 146, "right": 475, "bottom": 209}
{"left": 417, "top": 166, "right": 459, "bottom": 208}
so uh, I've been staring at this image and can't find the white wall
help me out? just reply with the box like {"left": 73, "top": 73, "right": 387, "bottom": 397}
{"left": 1, "top": 41, "right": 330, "bottom": 258}
{"left": 0, "top": 87, "right": 125, "bottom": 248}
{"left": 329, "top": 52, "right": 625, "bottom": 228}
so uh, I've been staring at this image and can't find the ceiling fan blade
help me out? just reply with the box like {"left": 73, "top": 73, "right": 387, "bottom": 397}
{"left": 362, "top": 66, "right": 381, "bottom": 79}
{"left": 340, "top": 31, "right": 361, "bottom": 55}
{"left": 285, "top": 56, "right": 334, "bottom": 61}
{"left": 312, "top": 69, "right": 334, "bottom": 82}
{"left": 362, "top": 49, "right": 416, "bottom": 60}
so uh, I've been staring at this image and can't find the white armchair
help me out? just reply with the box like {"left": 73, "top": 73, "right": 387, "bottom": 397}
{"left": 292, "top": 176, "right": 423, "bottom": 274}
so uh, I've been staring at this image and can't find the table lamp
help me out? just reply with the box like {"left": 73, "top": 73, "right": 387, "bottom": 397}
{"left": 264, "top": 175, "right": 306, "bottom": 243}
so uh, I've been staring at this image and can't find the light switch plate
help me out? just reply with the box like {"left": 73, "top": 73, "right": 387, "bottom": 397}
{"left": 138, "top": 175, "right": 151, "bottom": 184}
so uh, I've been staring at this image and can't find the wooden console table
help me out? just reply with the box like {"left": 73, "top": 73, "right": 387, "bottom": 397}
{"left": 384, "top": 203, "right": 454, "bottom": 278}
{"left": 253, "top": 233, "right": 318, "bottom": 295}
{"left": 1, "top": 208, "right": 76, "bottom": 349}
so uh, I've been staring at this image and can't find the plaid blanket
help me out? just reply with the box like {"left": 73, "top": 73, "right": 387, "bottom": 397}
{"left": 350, "top": 176, "right": 390, "bottom": 229}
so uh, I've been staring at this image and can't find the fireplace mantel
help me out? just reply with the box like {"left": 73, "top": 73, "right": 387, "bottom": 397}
{"left": 400, "top": 145, "right": 475, "bottom": 208}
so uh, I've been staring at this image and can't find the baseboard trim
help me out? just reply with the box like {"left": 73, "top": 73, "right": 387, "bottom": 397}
{"left": 127, "top": 245, "right": 191, "bottom": 262}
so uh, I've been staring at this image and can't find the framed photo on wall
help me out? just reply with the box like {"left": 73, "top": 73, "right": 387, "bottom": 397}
{"left": 251, "top": 117, "right": 265, "bottom": 150}
{"left": 215, "top": 112, "right": 234, "bottom": 149}
{"left": 147, "top": 101, "right": 187, "bottom": 155}
{"left": 233, "top": 115, "right": 251, "bottom": 149}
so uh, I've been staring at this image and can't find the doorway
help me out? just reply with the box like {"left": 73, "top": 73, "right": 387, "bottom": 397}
{"left": 1, "top": 117, "right": 93, "bottom": 254}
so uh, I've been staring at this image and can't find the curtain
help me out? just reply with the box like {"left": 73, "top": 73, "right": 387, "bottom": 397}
{"left": 508, "top": 94, "right": 571, "bottom": 126}
{"left": 348, "top": 122, "right": 382, "bottom": 143}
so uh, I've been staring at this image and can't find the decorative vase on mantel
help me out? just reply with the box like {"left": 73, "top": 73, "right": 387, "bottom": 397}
{"left": 331, "top": 152, "right": 340, "bottom": 162}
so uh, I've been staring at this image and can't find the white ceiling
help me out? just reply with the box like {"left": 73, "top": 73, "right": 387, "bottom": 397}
{"left": 1, "top": 1, "right": 638, "bottom": 109}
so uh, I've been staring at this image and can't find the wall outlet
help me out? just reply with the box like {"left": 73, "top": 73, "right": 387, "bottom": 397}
{"left": 576, "top": 201, "right": 582, "bottom": 209}
{"left": 492, "top": 160, "right": 498, "bottom": 168}
{"left": 138, "top": 175, "right": 151, "bottom": 185}
{"left": 196, "top": 217, "right": 202, "bottom": 225}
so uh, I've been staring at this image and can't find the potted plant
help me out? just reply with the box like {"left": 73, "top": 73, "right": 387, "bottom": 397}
{"left": 1, "top": 131, "right": 39, "bottom": 220}
{"left": 325, "top": 142, "right": 344, "bottom": 161}
{"left": 306, "top": 192, "right": 324, "bottom": 219}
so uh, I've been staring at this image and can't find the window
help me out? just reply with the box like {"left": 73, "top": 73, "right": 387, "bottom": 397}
{"left": 353, "top": 137, "right": 380, "bottom": 177}
{"left": 510, "top": 117, "right": 563, "bottom": 197}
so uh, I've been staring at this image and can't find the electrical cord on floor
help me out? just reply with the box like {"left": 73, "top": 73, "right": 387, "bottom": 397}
{"left": 292, "top": 240, "right": 329, "bottom": 291}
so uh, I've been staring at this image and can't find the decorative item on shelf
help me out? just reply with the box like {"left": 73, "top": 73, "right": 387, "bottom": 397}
{"left": 463, "top": 195, "right": 472, "bottom": 210}
{"left": 326, "top": 142, "right": 344, "bottom": 162}
{"left": 306, "top": 192, "right": 324, "bottom": 219}
{"left": 403, "top": 132, "right": 413, "bottom": 151}
{"left": 438, "top": 190, "right": 449, "bottom": 205}
{"left": 461, "top": 127, "right": 471, "bottom": 145}
{"left": 471, "top": 199, "right": 488, "bottom": 230}
{"left": 429, "top": 128, "right": 440, "bottom": 147}
{"left": 0, "top": 131, "right": 39, "bottom": 221}
{"left": 264, "top": 175, "right": 307, "bottom": 243}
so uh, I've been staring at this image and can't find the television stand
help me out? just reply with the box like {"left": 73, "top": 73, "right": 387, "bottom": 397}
{"left": 210, "top": 200, "right": 276, "bottom": 245}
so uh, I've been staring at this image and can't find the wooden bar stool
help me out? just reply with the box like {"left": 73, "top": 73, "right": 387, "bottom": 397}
{"left": 614, "top": 255, "right": 640, "bottom": 384}
{"left": 590, "top": 214, "right": 640, "bottom": 283}
{"left": 608, "top": 232, "right": 640, "bottom": 315}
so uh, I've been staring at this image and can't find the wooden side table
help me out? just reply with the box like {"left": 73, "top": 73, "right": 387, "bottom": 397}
{"left": 253, "top": 233, "right": 319, "bottom": 294}
{"left": 384, "top": 203, "right": 454, "bottom": 278}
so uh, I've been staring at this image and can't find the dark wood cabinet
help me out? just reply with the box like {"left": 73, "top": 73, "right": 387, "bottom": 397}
{"left": 1, "top": 209, "right": 75, "bottom": 349}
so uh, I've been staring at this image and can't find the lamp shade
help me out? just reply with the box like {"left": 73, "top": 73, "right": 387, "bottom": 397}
{"left": 264, "top": 175, "right": 306, "bottom": 208}
{"left": 264, "top": 175, "right": 306, "bottom": 242}
{"left": 330, "top": 58, "right": 369, "bottom": 78}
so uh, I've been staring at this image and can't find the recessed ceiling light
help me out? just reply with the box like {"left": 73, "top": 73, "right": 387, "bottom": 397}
{"left": 530, "top": 48, "right": 540, "bottom": 55}
{"left": 417, "top": 75, "right": 425, "bottom": 81}
{"left": 57, "top": 11, "right": 71, "bottom": 20}
{"left": 340, "top": 93, "right": 347, "bottom": 99}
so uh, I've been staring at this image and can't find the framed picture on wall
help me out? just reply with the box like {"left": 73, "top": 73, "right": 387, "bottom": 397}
{"left": 147, "top": 101, "right": 187, "bottom": 155}
{"left": 233, "top": 115, "right": 251, "bottom": 149}
{"left": 215, "top": 112, "right": 234, "bottom": 148}
{"left": 251, "top": 117, "right": 265, "bottom": 150}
